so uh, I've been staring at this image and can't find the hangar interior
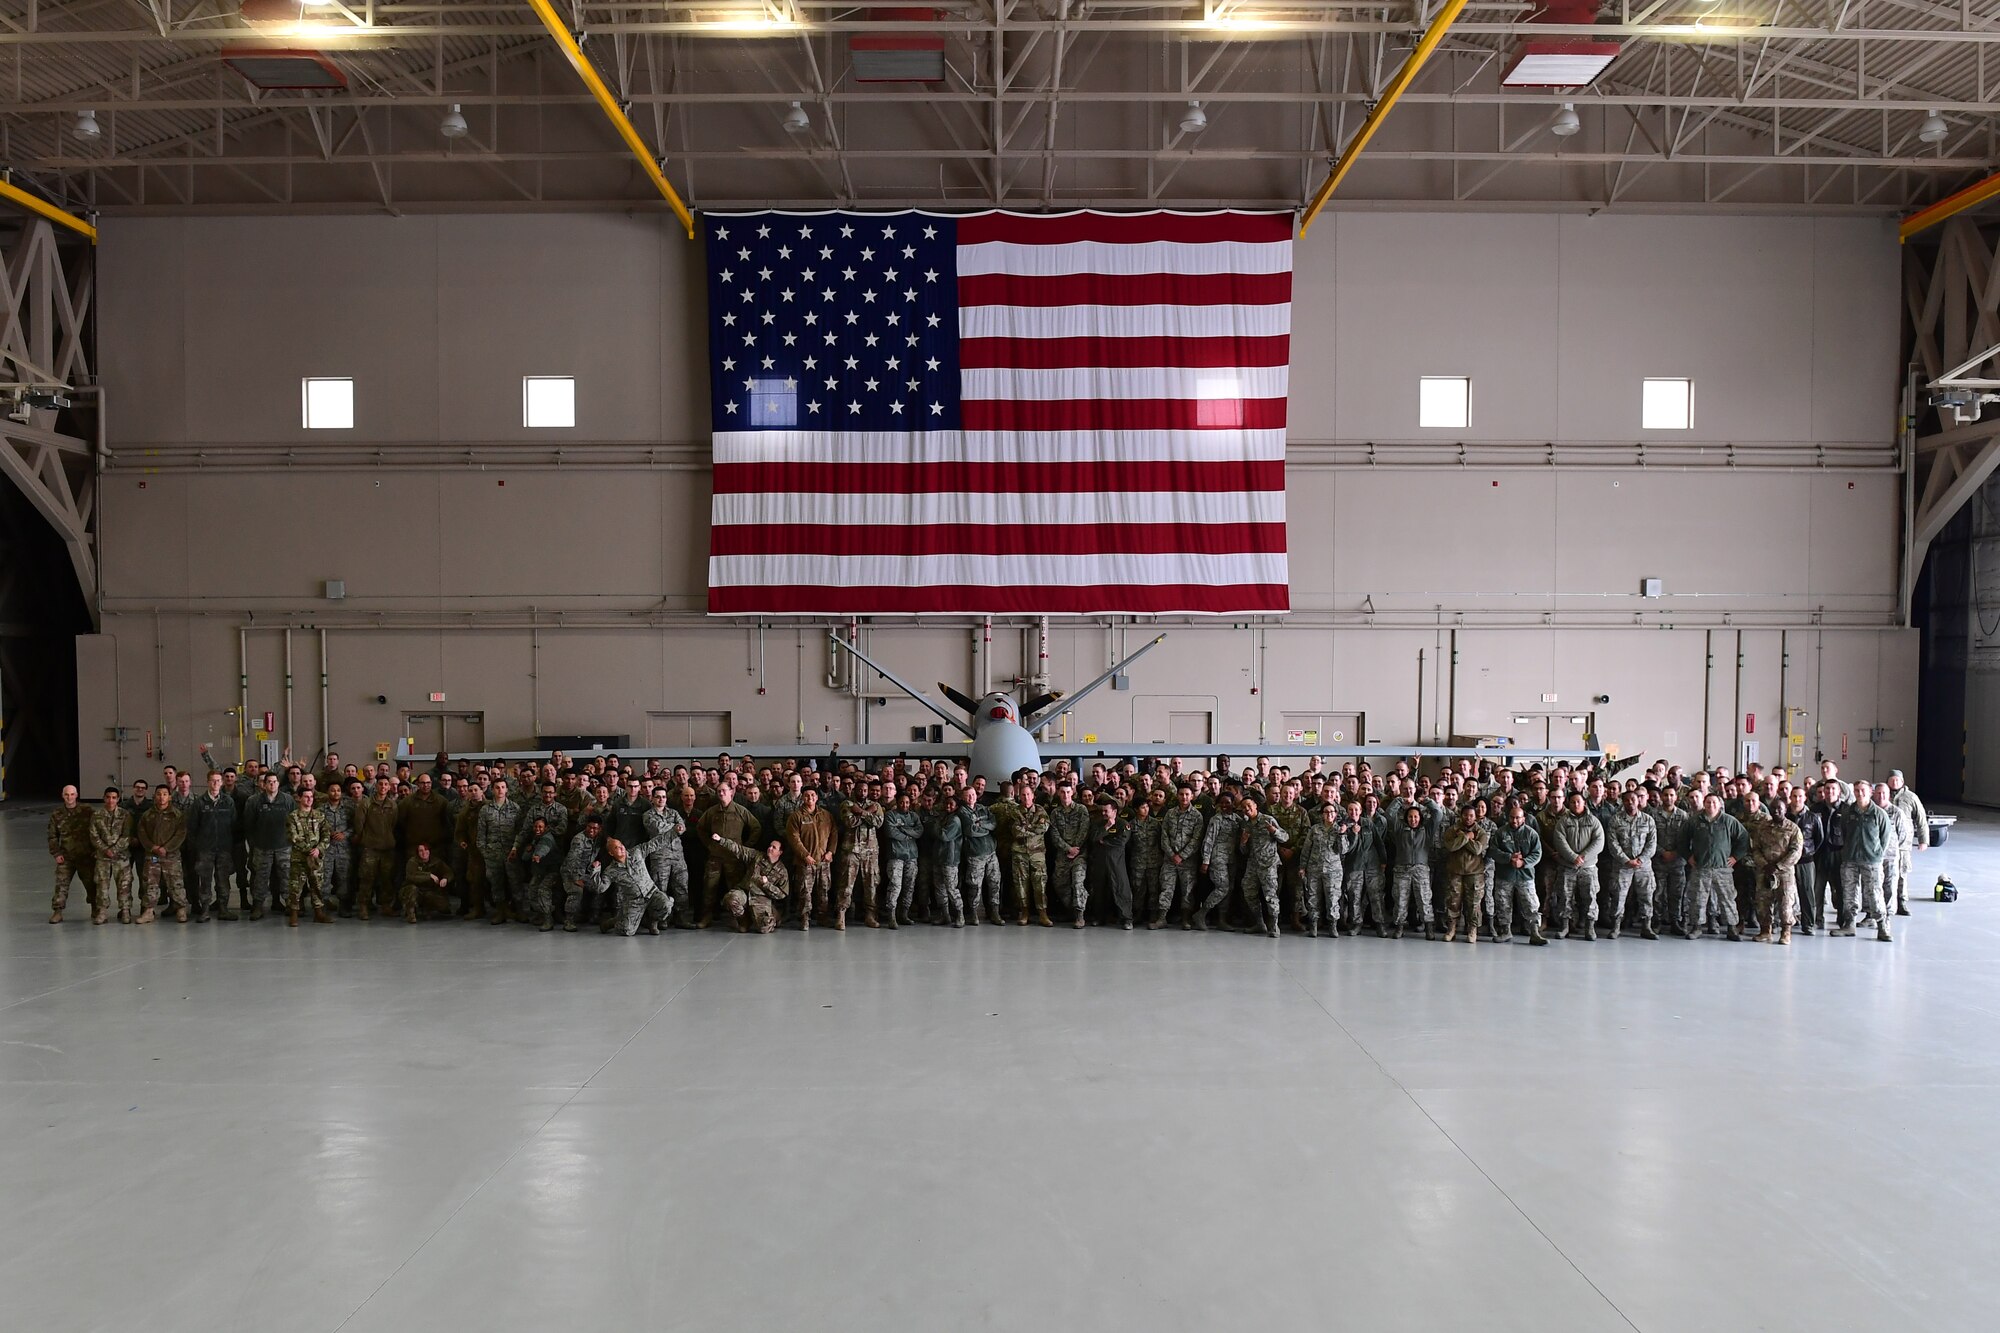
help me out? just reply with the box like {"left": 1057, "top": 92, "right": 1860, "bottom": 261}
{"left": 3, "top": 4, "right": 2000, "bottom": 1332}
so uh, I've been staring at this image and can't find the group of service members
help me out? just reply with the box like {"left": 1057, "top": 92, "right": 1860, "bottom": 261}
{"left": 44, "top": 747, "right": 1929, "bottom": 946}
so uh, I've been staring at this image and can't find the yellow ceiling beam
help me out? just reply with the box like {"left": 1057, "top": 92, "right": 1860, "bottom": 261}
{"left": 1299, "top": 0, "right": 1473, "bottom": 237}
{"left": 1901, "top": 171, "right": 2000, "bottom": 243}
{"left": 0, "top": 177, "right": 96, "bottom": 243}
{"left": 525, "top": 0, "right": 695, "bottom": 238}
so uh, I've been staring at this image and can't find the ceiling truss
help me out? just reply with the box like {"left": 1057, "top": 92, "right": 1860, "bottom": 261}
{"left": 1, "top": 2, "right": 1999, "bottom": 215}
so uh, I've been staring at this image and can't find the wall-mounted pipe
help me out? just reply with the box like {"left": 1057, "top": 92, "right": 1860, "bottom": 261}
{"left": 1447, "top": 628, "right": 1459, "bottom": 741}
{"left": 152, "top": 607, "right": 165, "bottom": 761}
{"left": 283, "top": 628, "right": 294, "bottom": 760}
{"left": 319, "top": 629, "right": 330, "bottom": 759}
{"left": 1415, "top": 648, "right": 1426, "bottom": 750}
{"left": 1732, "top": 630, "right": 1745, "bottom": 769}
{"left": 1036, "top": 617, "right": 1050, "bottom": 693}
{"left": 1701, "top": 630, "right": 1713, "bottom": 769}
{"left": 237, "top": 626, "right": 249, "bottom": 765}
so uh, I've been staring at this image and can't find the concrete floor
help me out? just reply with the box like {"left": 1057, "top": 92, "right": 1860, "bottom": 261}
{"left": 3, "top": 805, "right": 1997, "bottom": 1333}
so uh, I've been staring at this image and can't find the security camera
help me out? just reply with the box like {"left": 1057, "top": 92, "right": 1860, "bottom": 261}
{"left": 375, "top": 694, "right": 388, "bottom": 705}
{"left": 1594, "top": 694, "right": 1611, "bottom": 705}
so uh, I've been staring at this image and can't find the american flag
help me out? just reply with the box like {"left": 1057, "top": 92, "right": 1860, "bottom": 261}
{"left": 703, "top": 209, "right": 1292, "bottom": 615}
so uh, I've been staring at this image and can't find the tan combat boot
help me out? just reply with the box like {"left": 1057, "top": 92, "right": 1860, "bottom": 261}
{"left": 48, "top": 910, "right": 62, "bottom": 924}
{"left": 313, "top": 906, "right": 333, "bottom": 924}
{"left": 133, "top": 907, "right": 156, "bottom": 924}
{"left": 286, "top": 908, "right": 299, "bottom": 927}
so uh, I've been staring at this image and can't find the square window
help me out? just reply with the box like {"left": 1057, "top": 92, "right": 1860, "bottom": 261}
{"left": 1419, "top": 376, "right": 1470, "bottom": 429}
{"left": 1194, "top": 375, "right": 1245, "bottom": 428}
{"left": 1642, "top": 377, "right": 1693, "bottom": 430}
{"left": 302, "top": 377, "right": 353, "bottom": 430}
{"left": 523, "top": 375, "right": 575, "bottom": 429}
{"left": 749, "top": 376, "right": 798, "bottom": 427}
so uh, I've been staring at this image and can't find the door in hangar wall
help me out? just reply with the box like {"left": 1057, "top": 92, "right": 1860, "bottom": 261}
{"left": 647, "top": 711, "right": 732, "bottom": 748}
{"left": 402, "top": 712, "right": 485, "bottom": 758}
{"left": 1167, "top": 711, "right": 1213, "bottom": 745}
{"left": 1280, "top": 711, "right": 1366, "bottom": 749}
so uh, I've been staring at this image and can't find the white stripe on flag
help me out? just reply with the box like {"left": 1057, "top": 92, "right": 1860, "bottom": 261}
{"left": 957, "top": 239, "right": 1293, "bottom": 277}
{"left": 958, "top": 303, "right": 1291, "bottom": 339}
{"left": 712, "top": 429, "right": 1287, "bottom": 465}
{"left": 960, "top": 365, "right": 1289, "bottom": 403}
{"left": 711, "top": 490, "right": 1284, "bottom": 528}
{"left": 710, "top": 551, "right": 1289, "bottom": 588}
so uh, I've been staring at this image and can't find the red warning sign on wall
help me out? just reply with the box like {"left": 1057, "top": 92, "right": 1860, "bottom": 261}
{"left": 1745, "top": 713, "right": 1755, "bottom": 734}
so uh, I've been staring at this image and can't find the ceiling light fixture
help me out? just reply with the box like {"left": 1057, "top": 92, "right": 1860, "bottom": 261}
{"left": 1551, "top": 102, "right": 1581, "bottom": 137}
{"left": 72, "top": 109, "right": 102, "bottom": 140}
{"left": 782, "top": 100, "right": 811, "bottom": 134}
{"left": 440, "top": 104, "right": 468, "bottom": 139}
{"left": 1180, "top": 100, "right": 1207, "bottom": 135}
{"left": 1919, "top": 110, "right": 1949, "bottom": 144}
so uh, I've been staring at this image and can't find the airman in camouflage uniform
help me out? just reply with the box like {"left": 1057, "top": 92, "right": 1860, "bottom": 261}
{"left": 1158, "top": 784, "right": 1206, "bottom": 923}
{"left": 1192, "top": 793, "right": 1244, "bottom": 930}
{"left": 1343, "top": 796, "right": 1388, "bottom": 934}
{"left": 958, "top": 790, "right": 1002, "bottom": 925}
{"left": 512, "top": 783, "right": 570, "bottom": 922}
{"left": 1269, "top": 787, "right": 1309, "bottom": 929}
{"left": 1746, "top": 803, "right": 1804, "bottom": 944}
{"left": 1550, "top": 793, "right": 1606, "bottom": 941}
{"left": 1236, "top": 797, "right": 1290, "bottom": 938}
{"left": 640, "top": 792, "right": 690, "bottom": 925}
{"left": 560, "top": 816, "right": 607, "bottom": 931}
{"left": 1000, "top": 785, "right": 1052, "bottom": 926}
{"left": 1886, "top": 771, "right": 1928, "bottom": 915}
{"left": 475, "top": 780, "right": 522, "bottom": 924}
{"left": 284, "top": 790, "right": 332, "bottom": 924}
{"left": 135, "top": 787, "right": 189, "bottom": 924}
{"left": 1601, "top": 791, "right": 1659, "bottom": 940}
{"left": 1439, "top": 806, "right": 1488, "bottom": 943}
{"left": 1685, "top": 794, "right": 1750, "bottom": 940}
{"left": 882, "top": 792, "right": 924, "bottom": 927}
{"left": 711, "top": 833, "right": 791, "bottom": 934}
{"left": 452, "top": 786, "right": 486, "bottom": 919}
{"left": 520, "top": 816, "right": 561, "bottom": 930}
{"left": 1649, "top": 787, "right": 1693, "bottom": 941}
{"left": 601, "top": 836, "right": 675, "bottom": 935}
{"left": 90, "top": 790, "right": 134, "bottom": 923}
{"left": 1295, "top": 801, "right": 1354, "bottom": 937}
{"left": 315, "top": 783, "right": 354, "bottom": 918}
{"left": 47, "top": 785, "right": 95, "bottom": 923}
{"left": 1387, "top": 803, "right": 1437, "bottom": 940}
{"left": 1047, "top": 785, "right": 1091, "bottom": 925}
{"left": 1488, "top": 805, "right": 1546, "bottom": 945}
{"left": 354, "top": 779, "right": 400, "bottom": 921}
{"left": 1125, "top": 795, "right": 1166, "bottom": 928}
{"left": 926, "top": 796, "right": 966, "bottom": 926}
{"left": 1839, "top": 786, "right": 1895, "bottom": 942}
{"left": 696, "top": 788, "right": 762, "bottom": 928}
{"left": 839, "top": 785, "right": 889, "bottom": 926}
{"left": 401, "top": 844, "right": 452, "bottom": 923}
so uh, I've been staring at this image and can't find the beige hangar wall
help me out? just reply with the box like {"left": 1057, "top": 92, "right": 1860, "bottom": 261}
{"left": 77, "top": 209, "right": 1916, "bottom": 785}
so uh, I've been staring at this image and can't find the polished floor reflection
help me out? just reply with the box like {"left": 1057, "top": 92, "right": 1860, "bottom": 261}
{"left": 4, "top": 801, "right": 1995, "bottom": 1332}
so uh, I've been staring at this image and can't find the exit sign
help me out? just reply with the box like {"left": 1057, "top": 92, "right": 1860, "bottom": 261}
{"left": 429, "top": 692, "right": 446, "bottom": 703}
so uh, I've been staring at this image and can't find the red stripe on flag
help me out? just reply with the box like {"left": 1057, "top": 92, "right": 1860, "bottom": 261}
{"left": 956, "top": 212, "right": 1293, "bottom": 246}
{"left": 709, "top": 582, "right": 1292, "bottom": 615}
{"left": 957, "top": 335, "right": 1289, "bottom": 370}
{"left": 709, "top": 521, "right": 1288, "bottom": 557}
{"left": 710, "top": 459, "right": 1286, "bottom": 495}
{"left": 958, "top": 271, "right": 1293, "bottom": 307}
{"left": 960, "top": 397, "right": 1288, "bottom": 432}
